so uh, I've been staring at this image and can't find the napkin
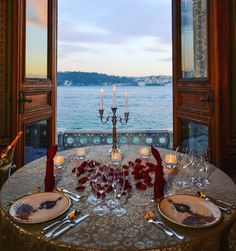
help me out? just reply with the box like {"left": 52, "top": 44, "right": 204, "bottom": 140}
{"left": 44, "top": 144, "right": 58, "bottom": 192}
{"left": 151, "top": 146, "right": 166, "bottom": 200}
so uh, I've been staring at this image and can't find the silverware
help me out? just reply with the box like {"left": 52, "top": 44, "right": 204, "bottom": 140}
{"left": 153, "top": 211, "right": 184, "bottom": 240}
{"left": 56, "top": 187, "right": 81, "bottom": 200}
{"left": 52, "top": 214, "right": 90, "bottom": 239}
{"left": 147, "top": 219, "right": 174, "bottom": 237}
{"left": 41, "top": 209, "right": 79, "bottom": 235}
{"left": 198, "top": 192, "right": 232, "bottom": 213}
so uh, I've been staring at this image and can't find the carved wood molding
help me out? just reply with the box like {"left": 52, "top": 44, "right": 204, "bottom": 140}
{"left": 0, "top": 0, "right": 7, "bottom": 137}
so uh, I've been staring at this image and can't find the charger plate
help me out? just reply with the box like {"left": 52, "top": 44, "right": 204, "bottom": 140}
{"left": 158, "top": 194, "right": 221, "bottom": 228}
{"left": 9, "top": 192, "right": 70, "bottom": 224}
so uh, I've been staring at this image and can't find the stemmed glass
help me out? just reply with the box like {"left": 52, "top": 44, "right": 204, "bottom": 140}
{"left": 112, "top": 166, "right": 126, "bottom": 217}
{"left": 92, "top": 164, "right": 110, "bottom": 216}
{"left": 175, "top": 146, "right": 191, "bottom": 187}
{"left": 86, "top": 161, "right": 101, "bottom": 205}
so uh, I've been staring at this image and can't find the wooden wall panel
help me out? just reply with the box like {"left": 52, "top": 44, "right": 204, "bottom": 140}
{"left": 0, "top": 0, "right": 10, "bottom": 147}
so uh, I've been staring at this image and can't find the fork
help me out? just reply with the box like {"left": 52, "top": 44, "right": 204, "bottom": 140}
{"left": 153, "top": 212, "right": 184, "bottom": 240}
{"left": 44, "top": 210, "right": 79, "bottom": 238}
{"left": 147, "top": 219, "right": 174, "bottom": 236}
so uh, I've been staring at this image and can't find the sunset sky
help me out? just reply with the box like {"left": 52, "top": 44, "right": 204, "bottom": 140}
{"left": 58, "top": 0, "right": 172, "bottom": 77}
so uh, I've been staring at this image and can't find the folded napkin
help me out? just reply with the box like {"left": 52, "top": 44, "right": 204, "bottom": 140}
{"left": 151, "top": 146, "right": 166, "bottom": 200}
{"left": 44, "top": 144, "right": 58, "bottom": 192}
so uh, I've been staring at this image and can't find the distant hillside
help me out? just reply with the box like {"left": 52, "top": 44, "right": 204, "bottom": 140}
{"left": 57, "top": 71, "right": 172, "bottom": 86}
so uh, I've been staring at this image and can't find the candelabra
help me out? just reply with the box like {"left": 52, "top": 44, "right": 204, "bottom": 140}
{"left": 99, "top": 107, "right": 129, "bottom": 151}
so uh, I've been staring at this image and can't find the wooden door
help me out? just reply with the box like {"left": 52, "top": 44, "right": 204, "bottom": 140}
{"left": 12, "top": 0, "right": 57, "bottom": 167}
{"left": 172, "top": 0, "right": 224, "bottom": 166}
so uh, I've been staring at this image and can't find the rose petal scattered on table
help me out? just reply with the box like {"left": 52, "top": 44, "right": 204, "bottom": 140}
{"left": 136, "top": 181, "right": 147, "bottom": 190}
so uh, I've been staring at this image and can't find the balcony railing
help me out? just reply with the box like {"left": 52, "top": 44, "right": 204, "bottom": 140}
{"left": 57, "top": 129, "right": 173, "bottom": 150}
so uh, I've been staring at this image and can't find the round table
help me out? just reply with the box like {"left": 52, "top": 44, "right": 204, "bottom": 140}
{"left": 0, "top": 145, "right": 236, "bottom": 251}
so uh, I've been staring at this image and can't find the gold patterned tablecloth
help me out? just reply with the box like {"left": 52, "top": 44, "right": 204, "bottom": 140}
{"left": 0, "top": 145, "right": 236, "bottom": 251}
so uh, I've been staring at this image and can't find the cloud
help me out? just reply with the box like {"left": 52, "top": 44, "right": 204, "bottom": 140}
{"left": 58, "top": 43, "right": 99, "bottom": 58}
{"left": 159, "top": 57, "right": 172, "bottom": 62}
{"left": 58, "top": 0, "right": 172, "bottom": 45}
{"left": 26, "top": 0, "right": 47, "bottom": 28}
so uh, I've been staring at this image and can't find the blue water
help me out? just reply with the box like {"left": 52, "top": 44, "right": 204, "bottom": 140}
{"left": 57, "top": 85, "right": 173, "bottom": 131}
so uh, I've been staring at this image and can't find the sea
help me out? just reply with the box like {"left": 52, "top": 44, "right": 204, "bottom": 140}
{"left": 57, "top": 85, "right": 173, "bottom": 131}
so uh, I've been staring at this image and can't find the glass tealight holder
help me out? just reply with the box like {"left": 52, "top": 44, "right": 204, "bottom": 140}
{"left": 53, "top": 155, "right": 64, "bottom": 170}
{"left": 165, "top": 154, "right": 177, "bottom": 168}
{"left": 111, "top": 150, "right": 121, "bottom": 166}
{"left": 75, "top": 148, "right": 86, "bottom": 160}
{"left": 139, "top": 146, "right": 150, "bottom": 159}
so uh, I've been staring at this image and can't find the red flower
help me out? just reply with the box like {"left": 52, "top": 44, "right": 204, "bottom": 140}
{"left": 96, "top": 192, "right": 106, "bottom": 199}
{"left": 78, "top": 176, "right": 88, "bottom": 184}
{"left": 136, "top": 181, "right": 147, "bottom": 190}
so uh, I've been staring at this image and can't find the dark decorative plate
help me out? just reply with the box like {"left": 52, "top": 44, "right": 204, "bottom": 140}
{"left": 158, "top": 194, "right": 221, "bottom": 228}
{"left": 9, "top": 192, "right": 71, "bottom": 224}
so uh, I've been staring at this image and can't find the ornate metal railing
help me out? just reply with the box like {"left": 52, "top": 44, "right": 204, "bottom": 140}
{"left": 57, "top": 129, "right": 173, "bottom": 150}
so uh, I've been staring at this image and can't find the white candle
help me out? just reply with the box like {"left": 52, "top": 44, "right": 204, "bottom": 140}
{"left": 53, "top": 155, "right": 64, "bottom": 166}
{"left": 139, "top": 147, "right": 150, "bottom": 159}
{"left": 112, "top": 85, "right": 116, "bottom": 108}
{"left": 76, "top": 148, "right": 86, "bottom": 160}
{"left": 111, "top": 150, "right": 121, "bottom": 165}
{"left": 124, "top": 91, "right": 128, "bottom": 112}
{"left": 165, "top": 154, "right": 177, "bottom": 168}
{"left": 100, "top": 89, "right": 104, "bottom": 110}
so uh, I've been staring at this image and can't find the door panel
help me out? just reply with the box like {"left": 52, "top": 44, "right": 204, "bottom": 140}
{"left": 13, "top": 0, "right": 57, "bottom": 167}
{"left": 24, "top": 119, "right": 50, "bottom": 164}
{"left": 173, "top": 0, "right": 216, "bottom": 163}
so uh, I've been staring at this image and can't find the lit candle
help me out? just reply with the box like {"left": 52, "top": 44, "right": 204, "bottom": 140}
{"left": 124, "top": 91, "right": 128, "bottom": 113}
{"left": 112, "top": 85, "right": 116, "bottom": 108}
{"left": 111, "top": 150, "right": 121, "bottom": 165}
{"left": 100, "top": 89, "right": 104, "bottom": 110}
{"left": 165, "top": 154, "right": 177, "bottom": 168}
{"left": 76, "top": 147, "right": 86, "bottom": 160}
{"left": 53, "top": 155, "right": 64, "bottom": 169}
{"left": 139, "top": 147, "right": 150, "bottom": 159}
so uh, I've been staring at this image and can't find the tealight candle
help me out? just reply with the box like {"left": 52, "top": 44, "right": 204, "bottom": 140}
{"left": 76, "top": 148, "right": 86, "bottom": 160}
{"left": 53, "top": 155, "right": 64, "bottom": 169}
{"left": 139, "top": 146, "right": 150, "bottom": 159}
{"left": 111, "top": 150, "right": 121, "bottom": 165}
{"left": 165, "top": 154, "right": 177, "bottom": 168}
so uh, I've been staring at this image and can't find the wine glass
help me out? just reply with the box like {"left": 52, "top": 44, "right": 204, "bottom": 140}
{"left": 92, "top": 164, "right": 110, "bottom": 216}
{"left": 86, "top": 161, "right": 101, "bottom": 205}
{"left": 112, "top": 166, "right": 126, "bottom": 217}
{"left": 175, "top": 146, "right": 191, "bottom": 187}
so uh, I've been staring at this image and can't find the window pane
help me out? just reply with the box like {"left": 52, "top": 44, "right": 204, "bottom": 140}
{"left": 181, "top": 119, "right": 208, "bottom": 154}
{"left": 181, "top": 0, "right": 208, "bottom": 78}
{"left": 24, "top": 120, "right": 50, "bottom": 164}
{"left": 25, "top": 0, "right": 48, "bottom": 79}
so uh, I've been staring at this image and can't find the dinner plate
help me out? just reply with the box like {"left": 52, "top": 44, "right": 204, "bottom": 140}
{"left": 158, "top": 194, "right": 221, "bottom": 228}
{"left": 9, "top": 192, "right": 71, "bottom": 224}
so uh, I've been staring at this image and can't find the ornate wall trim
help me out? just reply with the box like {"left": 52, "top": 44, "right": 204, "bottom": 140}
{"left": 0, "top": 0, "right": 7, "bottom": 138}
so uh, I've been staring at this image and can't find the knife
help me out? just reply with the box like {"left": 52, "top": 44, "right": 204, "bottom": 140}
{"left": 197, "top": 192, "right": 234, "bottom": 212}
{"left": 51, "top": 214, "right": 90, "bottom": 239}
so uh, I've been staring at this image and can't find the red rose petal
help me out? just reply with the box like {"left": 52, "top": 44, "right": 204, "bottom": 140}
{"left": 96, "top": 192, "right": 106, "bottom": 199}
{"left": 136, "top": 181, "right": 147, "bottom": 190}
{"left": 135, "top": 158, "right": 142, "bottom": 164}
{"left": 123, "top": 165, "right": 129, "bottom": 169}
{"left": 124, "top": 170, "right": 129, "bottom": 176}
{"left": 78, "top": 176, "right": 88, "bottom": 184}
{"left": 128, "top": 161, "right": 135, "bottom": 167}
{"left": 76, "top": 185, "right": 85, "bottom": 192}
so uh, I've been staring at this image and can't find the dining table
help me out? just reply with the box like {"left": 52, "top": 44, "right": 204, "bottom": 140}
{"left": 0, "top": 145, "right": 236, "bottom": 251}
